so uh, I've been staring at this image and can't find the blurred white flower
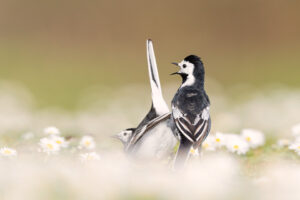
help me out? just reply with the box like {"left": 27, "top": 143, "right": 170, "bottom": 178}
{"left": 202, "top": 136, "right": 216, "bottom": 151}
{"left": 226, "top": 136, "right": 249, "bottom": 155}
{"left": 189, "top": 147, "right": 199, "bottom": 157}
{"left": 44, "top": 126, "right": 60, "bottom": 135}
{"left": 241, "top": 129, "right": 265, "bottom": 148}
{"left": 214, "top": 132, "right": 226, "bottom": 148}
{"left": 288, "top": 142, "right": 300, "bottom": 155}
{"left": 22, "top": 132, "right": 34, "bottom": 140}
{"left": 50, "top": 135, "right": 69, "bottom": 148}
{"left": 79, "top": 136, "right": 95, "bottom": 150}
{"left": 80, "top": 152, "right": 100, "bottom": 161}
{"left": 277, "top": 139, "right": 291, "bottom": 147}
{"left": 0, "top": 147, "right": 17, "bottom": 157}
{"left": 39, "top": 137, "right": 60, "bottom": 154}
{"left": 292, "top": 123, "right": 300, "bottom": 137}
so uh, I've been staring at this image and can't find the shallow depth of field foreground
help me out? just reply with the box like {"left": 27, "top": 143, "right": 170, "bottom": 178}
{"left": 1, "top": 82, "right": 300, "bottom": 200}
{"left": 1, "top": 1, "right": 300, "bottom": 199}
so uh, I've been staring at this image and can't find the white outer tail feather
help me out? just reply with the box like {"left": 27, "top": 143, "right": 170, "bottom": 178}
{"left": 146, "top": 39, "right": 169, "bottom": 115}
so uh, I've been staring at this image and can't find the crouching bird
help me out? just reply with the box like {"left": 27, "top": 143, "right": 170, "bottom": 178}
{"left": 114, "top": 39, "right": 177, "bottom": 160}
{"left": 171, "top": 55, "right": 211, "bottom": 169}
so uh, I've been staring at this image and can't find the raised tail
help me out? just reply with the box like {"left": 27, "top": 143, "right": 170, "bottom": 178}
{"left": 146, "top": 39, "right": 169, "bottom": 115}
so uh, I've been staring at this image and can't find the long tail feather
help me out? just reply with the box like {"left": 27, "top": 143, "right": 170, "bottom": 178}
{"left": 146, "top": 39, "right": 169, "bottom": 115}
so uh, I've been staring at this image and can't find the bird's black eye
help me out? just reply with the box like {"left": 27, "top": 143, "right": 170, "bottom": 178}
{"left": 183, "top": 64, "right": 186, "bottom": 68}
{"left": 124, "top": 132, "right": 127, "bottom": 136}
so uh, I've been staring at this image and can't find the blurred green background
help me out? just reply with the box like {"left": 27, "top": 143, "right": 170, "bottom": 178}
{"left": 0, "top": 0, "right": 299, "bottom": 110}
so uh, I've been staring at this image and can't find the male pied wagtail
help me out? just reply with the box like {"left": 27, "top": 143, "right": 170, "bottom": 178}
{"left": 171, "top": 55, "right": 211, "bottom": 169}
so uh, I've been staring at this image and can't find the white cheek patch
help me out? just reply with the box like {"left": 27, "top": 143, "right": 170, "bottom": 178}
{"left": 178, "top": 60, "right": 196, "bottom": 88}
{"left": 178, "top": 60, "right": 194, "bottom": 75}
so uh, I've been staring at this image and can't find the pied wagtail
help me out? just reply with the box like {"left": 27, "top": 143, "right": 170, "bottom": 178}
{"left": 114, "top": 39, "right": 177, "bottom": 160}
{"left": 171, "top": 55, "right": 211, "bottom": 169}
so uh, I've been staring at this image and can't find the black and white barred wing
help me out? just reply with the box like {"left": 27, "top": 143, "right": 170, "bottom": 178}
{"left": 125, "top": 112, "right": 171, "bottom": 151}
{"left": 172, "top": 106, "right": 210, "bottom": 144}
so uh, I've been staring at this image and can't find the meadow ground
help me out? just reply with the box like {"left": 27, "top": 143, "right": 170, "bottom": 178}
{"left": 1, "top": 81, "right": 300, "bottom": 200}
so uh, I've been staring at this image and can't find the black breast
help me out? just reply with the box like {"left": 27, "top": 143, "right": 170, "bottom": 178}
{"left": 172, "top": 87, "right": 209, "bottom": 122}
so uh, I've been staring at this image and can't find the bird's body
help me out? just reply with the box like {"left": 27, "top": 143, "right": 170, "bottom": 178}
{"left": 129, "top": 115, "right": 177, "bottom": 160}
{"left": 114, "top": 39, "right": 177, "bottom": 160}
{"left": 171, "top": 55, "right": 211, "bottom": 169}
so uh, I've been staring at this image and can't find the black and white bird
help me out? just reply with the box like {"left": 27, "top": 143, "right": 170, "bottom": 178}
{"left": 114, "top": 39, "right": 177, "bottom": 159}
{"left": 171, "top": 55, "right": 211, "bottom": 169}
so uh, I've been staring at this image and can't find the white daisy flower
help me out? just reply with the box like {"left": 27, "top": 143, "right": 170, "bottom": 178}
{"left": 214, "top": 132, "right": 226, "bottom": 148}
{"left": 189, "top": 147, "right": 199, "bottom": 157}
{"left": 39, "top": 137, "right": 60, "bottom": 154}
{"left": 80, "top": 152, "right": 100, "bottom": 162}
{"left": 226, "top": 136, "right": 249, "bottom": 155}
{"left": 277, "top": 138, "right": 291, "bottom": 147}
{"left": 292, "top": 123, "right": 300, "bottom": 137}
{"left": 202, "top": 136, "right": 216, "bottom": 151}
{"left": 288, "top": 142, "right": 300, "bottom": 155}
{"left": 79, "top": 136, "right": 95, "bottom": 150}
{"left": 0, "top": 147, "right": 17, "bottom": 157}
{"left": 44, "top": 126, "right": 60, "bottom": 136}
{"left": 50, "top": 135, "right": 69, "bottom": 148}
{"left": 241, "top": 129, "right": 265, "bottom": 149}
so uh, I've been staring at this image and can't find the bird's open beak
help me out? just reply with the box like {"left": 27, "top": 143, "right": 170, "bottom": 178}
{"left": 170, "top": 72, "right": 180, "bottom": 75}
{"left": 171, "top": 62, "right": 180, "bottom": 75}
{"left": 172, "top": 62, "right": 179, "bottom": 66}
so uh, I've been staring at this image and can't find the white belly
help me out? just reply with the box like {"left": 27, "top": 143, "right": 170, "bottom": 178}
{"left": 131, "top": 120, "right": 178, "bottom": 160}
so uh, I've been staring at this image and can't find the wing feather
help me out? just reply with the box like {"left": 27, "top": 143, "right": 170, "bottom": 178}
{"left": 172, "top": 106, "right": 210, "bottom": 143}
{"left": 126, "top": 112, "right": 171, "bottom": 151}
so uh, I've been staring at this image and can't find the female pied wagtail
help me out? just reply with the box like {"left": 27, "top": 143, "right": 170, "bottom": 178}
{"left": 114, "top": 39, "right": 177, "bottom": 160}
{"left": 171, "top": 55, "right": 211, "bottom": 169}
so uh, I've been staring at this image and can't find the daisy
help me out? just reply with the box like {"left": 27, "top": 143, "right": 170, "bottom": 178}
{"left": 277, "top": 139, "right": 290, "bottom": 147}
{"left": 288, "top": 142, "right": 300, "bottom": 155}
{"left": 189, "top": 147, "right": 200, "bottom": 157}
{"left": 292, "top": 123, "right": 300, "bottom": 137}
{"left": 79, "top": 136, "right": 96, "bottom": 150}
{"left": 241, "top": 129, "right": 265, "bottom": 149}
{"left": 202, "top": 136, "right": 216, "bottom": 151}
{"left": 80, "top": 152, "right": 100, "bottom": 162}
{"left": 226, "top": 136, "right": 249, "bottom": 155}
{"left": 0, "top": 147, "right": 17, "bottom": 157}
{"left": 214, "top": 132, "right": 226, "bottom": 148}
{"left": 44, "top": 126, "right": 60, "bottom": 136}
{"left": 50, "top": 135, "right": 69, "bottom": 148}
{"left": 39, "top": 137, "right": 60, "bottom": 154}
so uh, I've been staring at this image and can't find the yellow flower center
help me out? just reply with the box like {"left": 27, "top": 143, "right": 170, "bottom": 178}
{"left": 246, "top": 137, "right": 251, "bottom": 142}
{"left": 190, "top": 148, "right": 195, "bottom": 154}
{"left": 216, "top": 138, "right": 221, "bottom": 142}
{"left": 56, "top": 140, "right": 62, "bottom": 144}
{"left": 47, "top": 143, "right": 53, "bottom": 149}
{"left": 85, "top": 141, "right": 91, "bottom": 146}
{"left": 233, "top": 145, "right": 239, "bottom": 149}
{"left": 298, "top": 146, "right": 300, "bottom": 149}
{"left": 203, "top": 143, "right": 209, "bottom": 148}
{"left": 4, "top": 150, "right": 11, "bottom": 154}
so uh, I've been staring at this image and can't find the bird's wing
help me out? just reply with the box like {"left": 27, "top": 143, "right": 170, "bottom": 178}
{"left": 125, "top": 112, "right": 171, "bottom": 151}
{"left": 146, "top": 39, "right": 169, "bottom": 115}
{"left": 172, "top": 106, "right": 210, "bottom": 144}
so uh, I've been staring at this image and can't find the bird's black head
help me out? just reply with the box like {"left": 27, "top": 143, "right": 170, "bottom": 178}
{"left": 171, "top": 55, "right": 205, "bottom": 88}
